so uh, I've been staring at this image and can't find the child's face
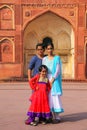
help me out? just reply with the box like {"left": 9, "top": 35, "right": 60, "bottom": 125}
{"left": 40, "top": 68, "right": 47, "bottom": 78}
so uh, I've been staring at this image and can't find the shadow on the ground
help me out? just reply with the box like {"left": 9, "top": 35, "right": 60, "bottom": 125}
{"left": 61, "top": 112, "right": 87, "bottom": 122}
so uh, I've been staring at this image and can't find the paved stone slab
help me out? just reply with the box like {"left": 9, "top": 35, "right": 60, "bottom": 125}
{"left": 0, "top": 82, "right": 87, "bottom": 130}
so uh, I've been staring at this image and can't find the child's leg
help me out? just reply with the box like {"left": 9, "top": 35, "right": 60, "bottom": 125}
{"left": 29, "top": 116, "right": 35, "bottom": 123}
{"left": 35, "top": 117, "right": 39, "bottom": 122}
{"left": 32, "top": 117, "right": 39, "bottom": 126}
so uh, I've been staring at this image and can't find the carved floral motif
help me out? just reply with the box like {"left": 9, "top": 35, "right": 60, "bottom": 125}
{"left": 22, "top": 3, "right": 77, "bottom": 8}
{"left": 25, "top": 11, "right": 31, "bottom": 17}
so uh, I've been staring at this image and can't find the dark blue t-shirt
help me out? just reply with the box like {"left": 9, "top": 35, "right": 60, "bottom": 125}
{"left": 28, "top": 55, "right": 42, "bottom": 77}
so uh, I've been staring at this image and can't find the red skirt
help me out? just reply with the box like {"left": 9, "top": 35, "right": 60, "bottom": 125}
{"left": 27, "top": 82, "right": 51, "bottom": 118}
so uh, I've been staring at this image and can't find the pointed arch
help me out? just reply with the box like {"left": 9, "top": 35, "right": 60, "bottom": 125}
{"left": 23, "top": 11, "right": 75, "bottom": 79}
{"left": 57, "top": 31, "right": 71, "bottom": 51}
{"left": 0, "top": 38, "right": 15, "bottom": 62}
{"left": 23, "top": 10, "right": 75, "bottom": 31}
{"left": 0, "top": 5, "right": 15, "bottom": 29}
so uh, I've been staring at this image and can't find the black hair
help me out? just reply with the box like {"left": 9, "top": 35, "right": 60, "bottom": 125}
{"left": 43, "top": 36, "right": 52, "bottom": 43}
{"left": 36, "top": 43, "right": 45, "bottom": 50}
{"left": 45, "top": 42, "right": 54, "bottom": 49}
{"left": 42, "top": 37, "right": 54, "bottom": 49}
{"left": 39, "top": 65, "right": 48, "bottom": 72}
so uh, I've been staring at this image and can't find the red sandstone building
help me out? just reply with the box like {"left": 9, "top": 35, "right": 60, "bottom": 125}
{"left": 0, "top": 0, "right": 87, "bottom": 81}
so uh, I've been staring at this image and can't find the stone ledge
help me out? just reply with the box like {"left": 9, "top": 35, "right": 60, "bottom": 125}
{"left": 0, "top": 81, "right": 87, "bottom": 90}
{"left": 0, "top": 77, "right": 86, "bottom": 83}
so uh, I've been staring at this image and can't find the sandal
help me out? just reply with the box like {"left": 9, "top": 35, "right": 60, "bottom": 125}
{"left": 46, "top": 118, "right": 52, "bottom": 123}
{"left": 33, "top": 121, "right": 39, "bottom": 126}
{"left": 31, "top": 121, "right": 39, "bottom": 126}
{"left": 25, "top": 118, "right": 30, "bottom": 125}
{"left": 29, "top": 122, "right": 35, "bottom": 125}
{"left": 52, "top": 119, "right": 61, "bottom": 124}
{"left": 41, "top": 121, "right": 46, "bottom": 125}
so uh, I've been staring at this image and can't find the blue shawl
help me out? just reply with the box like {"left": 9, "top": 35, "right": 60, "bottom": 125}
{"left": 51, "top": 56, "right": 62, "bottom": 96}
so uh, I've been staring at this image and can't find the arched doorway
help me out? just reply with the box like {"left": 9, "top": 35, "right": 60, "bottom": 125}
{"left": 23, "top": 11, "right": 75, "bottom": 79}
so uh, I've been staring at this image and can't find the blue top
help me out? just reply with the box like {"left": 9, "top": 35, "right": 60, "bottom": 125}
{"left": 42, "top": 55, "right": 62, "bottom": 96}
{"left": 28, "top": 55, "right": 42, "bottom": 77}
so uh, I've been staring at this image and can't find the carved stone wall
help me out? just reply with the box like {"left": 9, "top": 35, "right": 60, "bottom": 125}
{"left": 0, "top": 0, "right": 87, "bottom": 80}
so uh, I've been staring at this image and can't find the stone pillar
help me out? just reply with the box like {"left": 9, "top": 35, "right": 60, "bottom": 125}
{"left": 15, "top": 4, "right": 23, "bottom": 76}
{"left": 77, "top": 4, "right": 85, "bottom": 80}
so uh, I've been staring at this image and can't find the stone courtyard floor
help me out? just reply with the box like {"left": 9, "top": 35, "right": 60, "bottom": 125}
{"left": 0, "top": 82, "right": 87, "bottom": 130}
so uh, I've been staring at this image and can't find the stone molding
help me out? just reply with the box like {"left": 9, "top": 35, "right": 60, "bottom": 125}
{"left": 22, "top": 3, "right": 78, "bottom": 8}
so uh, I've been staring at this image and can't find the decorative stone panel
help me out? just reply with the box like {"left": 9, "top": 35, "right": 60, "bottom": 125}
{"left": 77, "top": 47, "right": 84, "bottom": 63}
{"left": 0, "top": 5, "right": 14, "bottom": 29}
{"left": 0, "top": 39, "right": 14, "bottom": 62}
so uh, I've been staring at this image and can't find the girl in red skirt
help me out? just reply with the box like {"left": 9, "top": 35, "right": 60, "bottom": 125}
{"left": 26, "top": 65, "right": 52, "bottom": 126}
